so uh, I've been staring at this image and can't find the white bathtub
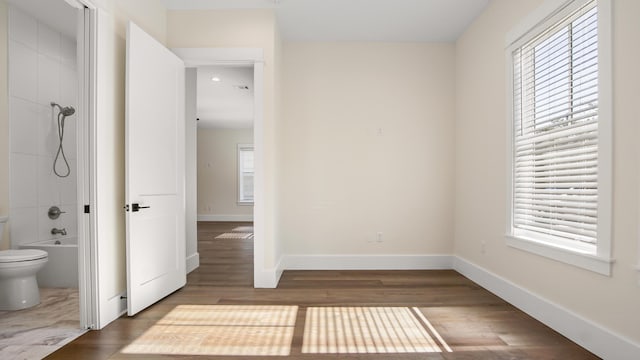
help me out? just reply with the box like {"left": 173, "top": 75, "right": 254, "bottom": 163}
{"left": 20, "top": 238, "right": 78, "bottom": 288}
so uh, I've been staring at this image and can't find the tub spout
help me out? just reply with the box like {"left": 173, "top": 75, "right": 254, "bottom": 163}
{"left": 51, "top": 228, "right": 67, "bottom": 236}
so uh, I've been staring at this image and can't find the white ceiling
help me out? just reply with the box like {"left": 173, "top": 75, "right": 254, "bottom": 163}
{"left": 197, "top": 66, "right": 254, "bottom": 129}
{"left": 163, "top": 0, "right": 490, "bottom": 42}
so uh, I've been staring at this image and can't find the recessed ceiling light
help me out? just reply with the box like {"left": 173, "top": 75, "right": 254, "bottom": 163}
{"left": 211, "top": 76, "right": 221, "bottom": 82}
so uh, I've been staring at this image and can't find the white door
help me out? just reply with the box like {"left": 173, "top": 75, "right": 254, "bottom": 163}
{"left": 125, "top": 22, "right": 186, "bottom": 316}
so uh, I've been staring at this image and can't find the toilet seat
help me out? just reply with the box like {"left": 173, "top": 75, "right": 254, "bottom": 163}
{"left": 0, "top": 249, "right": 48, "bottom": 263}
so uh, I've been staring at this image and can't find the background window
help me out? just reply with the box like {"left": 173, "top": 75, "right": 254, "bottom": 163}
{"left": 507, "top": 0, "right": 612, "bottom": 275}
{"left": 238, "top": 144, "right": 254, "bottom": 204}
{"left": 512, "top": 1, "right": 599, "bottom": 249}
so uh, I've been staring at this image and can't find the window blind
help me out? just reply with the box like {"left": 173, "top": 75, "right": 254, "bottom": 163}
{"left": 239, "top": 147, "right": 254, "bottom": 202}
{"left": 512, "top": 1, "right": 599, "bottom": 245}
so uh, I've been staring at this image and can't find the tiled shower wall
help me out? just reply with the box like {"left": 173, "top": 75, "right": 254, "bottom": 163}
{"left": 8, "top": 7, "right": 77, "bottom": 247}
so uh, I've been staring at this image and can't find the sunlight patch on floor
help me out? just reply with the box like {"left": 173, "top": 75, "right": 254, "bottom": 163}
{"left": 121, "top": 305, "right": 297, "bottom": 356}
{"left": 302, "top": 307, "right": 450, "bottom": 354}
{"left": 214, "top": 232, "right": 253, "bottom": 240}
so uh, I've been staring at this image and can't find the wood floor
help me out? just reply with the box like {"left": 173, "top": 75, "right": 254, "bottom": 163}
{"left": 46, "top": 222, "right": 599, "bottom": 359}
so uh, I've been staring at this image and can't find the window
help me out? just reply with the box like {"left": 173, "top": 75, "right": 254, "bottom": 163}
{"left": 507, "top": 0, "right": 612, "bottom": 275}
{"left": 238, "top": 144, "right": 254, "bottom": 204}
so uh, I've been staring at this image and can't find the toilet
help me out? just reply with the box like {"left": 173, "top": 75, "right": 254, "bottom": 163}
{"left": 0, "top": 216, "right": 48, "bottom": 310}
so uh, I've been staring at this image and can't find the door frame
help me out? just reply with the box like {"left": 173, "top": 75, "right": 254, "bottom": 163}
{"left": 171, "top": 48, "right": 266, "bottom": 288}
{"left": 75, "top": 0, "right": 98, "bottom": 330}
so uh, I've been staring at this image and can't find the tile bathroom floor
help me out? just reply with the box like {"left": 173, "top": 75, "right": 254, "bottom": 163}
{"left": 0, "top": 288, "right": 87, "bottom": 360}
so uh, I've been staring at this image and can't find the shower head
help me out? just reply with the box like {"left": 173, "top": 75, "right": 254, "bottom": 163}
{"left": 61, "top": 106, "right": 75, "bottom": 116}
{"left": 50, "top": 102, "right": 76, "bottom": 117}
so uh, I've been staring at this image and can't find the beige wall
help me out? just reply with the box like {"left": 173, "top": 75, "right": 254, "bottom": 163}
{"left": 197, "top": 128, "right": 253, "bottom": 218}
{"left": 0, "top": 1, "right": 8, "bottom": 249}
{"left": 273, "top": 23, "right": 284, "bottom": 260}
{"left": 455, "top": 0, "right": 640, "bottom": 344}
{"left": 112, "top": 0, "right": 166, "bottom": 44}
{"left": 281, "top": 42, "right": 455, "bottom": 255}
{"left": 167, "top": 9, "right": 281, "bottom": 269}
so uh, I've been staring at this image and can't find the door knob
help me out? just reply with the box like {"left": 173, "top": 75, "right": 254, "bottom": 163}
{"left": 131, "top": 203, "right": 150, "bottom": 212}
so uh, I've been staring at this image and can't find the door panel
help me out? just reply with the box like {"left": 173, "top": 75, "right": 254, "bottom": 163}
{"left": 125, "top": 21, "right": 186, "bottom": 316}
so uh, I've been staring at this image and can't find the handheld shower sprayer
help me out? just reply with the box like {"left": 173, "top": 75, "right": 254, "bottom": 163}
{"left": 51, "top": 102, "right": 75, "bottom": 117}
{"left": 50, "top": 102, "right": 76, "bottom": 178}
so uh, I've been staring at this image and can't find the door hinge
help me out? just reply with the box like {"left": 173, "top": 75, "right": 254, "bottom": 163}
{"left": 84, "top": 204, "right": 90, "bottom": 214}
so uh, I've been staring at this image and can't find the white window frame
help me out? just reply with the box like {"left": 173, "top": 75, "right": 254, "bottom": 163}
{"left": 505, "top": 0, "right": 613, "bottom": 275}
{"left": 237, "top": 144, "right": 254, "bottom": 205}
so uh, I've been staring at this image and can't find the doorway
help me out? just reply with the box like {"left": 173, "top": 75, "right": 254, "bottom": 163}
{"left": 192, "top": 64, "right": 256, "bottom": 284}
{"left": 1, "top": 0, "right": 95, "bottom": 355}
{"left": 174, "top": 48, "right": 266, "bottom": 289}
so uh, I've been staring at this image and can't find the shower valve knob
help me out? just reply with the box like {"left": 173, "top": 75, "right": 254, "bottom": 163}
{"left": 48, "top": 206, "right": 66, "bottom": 219}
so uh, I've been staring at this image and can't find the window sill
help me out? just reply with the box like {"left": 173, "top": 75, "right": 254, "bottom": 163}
{"left": 237, "top": 201, "right": 254, "bottom": 206}
{"left": 506, "top": 235, "right": 613, "bottom": 276}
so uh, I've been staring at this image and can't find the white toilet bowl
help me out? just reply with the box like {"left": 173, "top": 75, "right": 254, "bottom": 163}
{"left": 0, "top": 215, "right": 49, "bottom": 310}
{"left": 0, "top": 249, "right": 49, "bottom": 310}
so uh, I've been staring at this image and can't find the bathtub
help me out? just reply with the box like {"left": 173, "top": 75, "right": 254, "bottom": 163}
{"left": 20, "top": 238, "right": 78, "bottom": 288}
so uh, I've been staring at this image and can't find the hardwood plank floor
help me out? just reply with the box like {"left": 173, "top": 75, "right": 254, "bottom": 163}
{"left": 46, "top": 222, "right": 599, "bottom": 359}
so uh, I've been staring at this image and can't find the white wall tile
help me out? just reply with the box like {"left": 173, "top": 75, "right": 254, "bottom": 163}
{"left": 58, "top": 158, "right": 77, "bottom": 205}
{"left": 68, "top": 208, "right": 77, "bottom": 238}
{"left": 59, "top": 206, "right": 77, "bottom": 238}
{"left": 9, "top": 97, "right": 39, "bottom": 155}
{"left": 8, "top": 7, "right": 37, "bottom": 49}
{"left": 59, "top": 65, "right": 78, "bottom": 112}
{"left": 38, "top": 155, "right": 59, "bottom": 207}
{"left": 10, "top": 154, "right": 38, "bottom": 208}
{"left": 38, "top": 205, "right": 56, "bottom": 241}
{"left": 60, "top": 36, "right": 77, "bottom": 69}
{"left": 60, "top": 116, "right": 77, "bottom": 160}
{"left": 9, "top": 207, "right": 39, "bottom": 247}
{"left": 37, "top": 23, "right": 61, "bottom": 61}
{"left": 9, "top": 41, "right": 38, "bottom": 102}
{"left": 37, "top": 54, "right": 61, "bottom": 107}
{"left": 38, "top": 105, "right": 58, "bottom": 157}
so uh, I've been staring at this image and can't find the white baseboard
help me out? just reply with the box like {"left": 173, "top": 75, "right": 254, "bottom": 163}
{"left": 253, "top": 257, "right": 283, "bottom": 288}
{"left": 283, "top": 254, "right": 453, "bottom": 270}
{"left": 197, "top": 214, "right": 253, "bottom": 222}
{"left": 453, "top": 256, "right": 640, "bottom": 360}
{"left": 186, "top": 252, "right": 199, "bottom": 274}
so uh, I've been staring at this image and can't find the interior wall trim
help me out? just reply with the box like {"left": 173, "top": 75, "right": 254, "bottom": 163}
{"left": 186, "top": 252, "right": 199, "bottom": 274}
{"left": 282, "top": 254, "right": 453, "bottom": 270}
{"left": 453, "top": 256, "right": 640, "bottom": 360}
{"left": 254, "top": 256, "right": 283, "bottom": 289}
{"left": 197, "top": 214, "right": 253, "bottom": 222}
